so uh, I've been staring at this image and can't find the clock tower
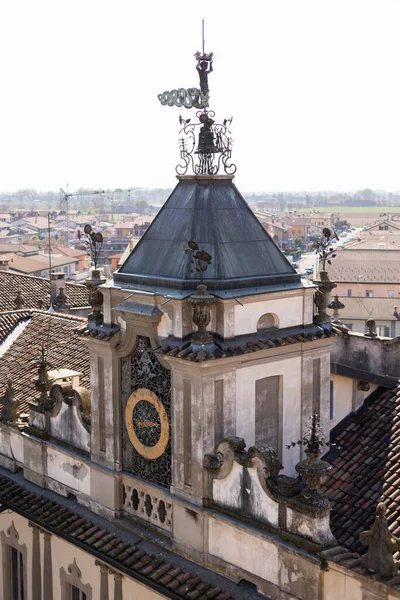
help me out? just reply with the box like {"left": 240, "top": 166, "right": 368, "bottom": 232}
{"left": 85, "top": 46, "right": 334, "bottom": 576}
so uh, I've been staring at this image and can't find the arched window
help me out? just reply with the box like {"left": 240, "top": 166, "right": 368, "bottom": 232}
{"left": 257, "top": 312, "right": 279, "bottom": 331}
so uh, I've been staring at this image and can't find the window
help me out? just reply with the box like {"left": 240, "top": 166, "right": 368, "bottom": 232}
{"left": 366, "top": 290, "right": 374, "bottom": 298}
{"left": 10, "top": 547, "right": 24, "bottom": 600}
{"left": 329, "top": 381, "right": 334, "bottom": 420}
{"left": 1, "top": 522, "right": 27, "bottom": 600}
{"left": 60, "top": 559, "right": 92, "bottom": 600}
{"left": 70, "top": 586, "right": 87, "bottom": 600}
{"left": 388, "top": 290, "right": 395, "bottom": 298}
{"left": 347, "top": 289, "right": 352, "bottom": 297}
{"left": 376, "top": 325, "right": 390, "bottom": 337}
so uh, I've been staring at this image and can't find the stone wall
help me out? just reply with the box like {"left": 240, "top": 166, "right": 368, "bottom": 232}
{"left": 331, "top": 332, "right": 400, "bottom": 386}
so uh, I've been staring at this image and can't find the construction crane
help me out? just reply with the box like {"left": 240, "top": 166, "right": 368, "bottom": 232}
{"left": 60, "top": 187, "right": 142, "bottom": 245}
{"left": 60, "top": 187, "right": 106, "bottom": 246}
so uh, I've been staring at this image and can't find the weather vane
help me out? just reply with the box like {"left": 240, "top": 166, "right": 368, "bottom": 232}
{"left": 157, "top": 20, "right": 236, "bottom": 177}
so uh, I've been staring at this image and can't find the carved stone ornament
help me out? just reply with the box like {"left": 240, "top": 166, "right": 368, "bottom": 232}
{"left": 204, "top": 437, "right": 297, "bottom": 499}
{"left": 295, "top": 449, "right": 332, "bottom": 510}
{"left": 85, "top": 270, "right": 106, "bottom": 329}
{"left": 313, "top": 270, "right": 337, "bottom": 324}
{"left": 360, "top": 503, "right": 400, "bottom": 578}
{"left": 14, "top": 290, "right": 25, "bottom": 309}
{"left": 328, "top": 294, "right": 345, "bottom": 324}
{"left": 32, "top": 348, "right": 54, "bottom": 412}
{"left": 0, "top": 379, "right": 17, "bottom": 423}
{"left": 188, "top": 284, "right": 215, "bottom": 344}
{"left": 54, "top": 287, "right": 70, "bottom": 312}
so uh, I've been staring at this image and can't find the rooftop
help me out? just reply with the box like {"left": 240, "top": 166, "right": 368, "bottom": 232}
{"left": 0, "top": 468, "right": 265, "bottom": 600}
{"left": 322, "top": 385, "right": 400, "bottom": 557}
{"left": 326, "top": 249, "right": 400, "bottom": 284}
{"left": 338, "top": 296, "right": 400, "bottom": 321}
{"left": 0, "top": 310, "right": 90, "bottom": 415}
{"left": 115, "top": 176, "right": 301, "bottom": 297}
{"left": 0, "top": 271, "right": 89, "bottom": 311}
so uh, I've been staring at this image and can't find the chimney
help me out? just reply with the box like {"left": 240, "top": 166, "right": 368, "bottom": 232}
{"left": 50, "top": 273, "right": 66, "bottom": 303}
{"left": 0, "top": 259, "right": 9, "bottom": 271}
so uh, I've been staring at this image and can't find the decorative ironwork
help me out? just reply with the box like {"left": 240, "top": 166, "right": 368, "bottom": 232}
{"left": 78, "top": 224, "right": 103, "bottom": 271}
{"left": 176, "top": 109, "right": 236, "bottom": 176}
{"left": 121, "top": 337, "right": 171, "bottom": 488}
{"left": 312, "top": 228, "right": 338, "bottom": 271}
{"left": 184, "top": 240, "right": 212, "bottom": 282}
{"left": 195, "top": 50, "right": 213, "bottom": 94}
{"left": 157, "top": 23, "right": 236, "bottom": 177}
{"left": 158, "top": 87, "right": 209, "bottom": 110}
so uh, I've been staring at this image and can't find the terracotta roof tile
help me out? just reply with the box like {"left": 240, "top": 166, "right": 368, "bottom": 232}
{"left": 0, "top": 270, "right": 89, "bottom": 311}
{"left": 158, "top": 325, "right": 337, "bottom": 362}
{"left": 0, "top": 473, "right": 246, "bottom": 600}
{"left": 0, "top": 310, "right": 90, "bottom": 415}
{"left": 322, "top": 384, "right": 400, "bottom": 555}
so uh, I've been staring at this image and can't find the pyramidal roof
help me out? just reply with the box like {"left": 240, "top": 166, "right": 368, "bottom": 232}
{"left": 113, "top": 175, "right": 302, "bottom": 298}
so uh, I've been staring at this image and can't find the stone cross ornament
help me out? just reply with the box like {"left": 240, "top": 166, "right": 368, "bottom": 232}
{"left": 360, "top": 503, "right": 400, "bottom": 578}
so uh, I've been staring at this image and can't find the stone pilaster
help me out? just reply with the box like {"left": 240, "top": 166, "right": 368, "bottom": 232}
{"left": 29, "top": 523, "right": 42, "bottom": 600}
{"left": 112, "top": 571, "right": 123, "bottom": 600}
{"left": 95, "top": 560, "right": 109, "bottom": 600}
{"left": 43, "top": 531, "right": 53, "bottom": 600}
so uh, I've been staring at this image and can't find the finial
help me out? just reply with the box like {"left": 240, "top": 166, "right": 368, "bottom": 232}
{"left": 157, "top": 29, "right": 236, "bottom": 176}
{"left": 14, "top": 290, "right": 25, "bottom": 310}
{"left": 365, "top": 318, "right": 377, "bottom": 338}
{"left": 328, "top": 295, "right": 345, "bottom": 323}
{"left": 360, "top": 503, "right": 400, "bottom": 578}
{"left": 0, "top": 379, "right": 17, "bottom": 423}
{"left": 32, "top": 344, "right": 53, "bottom": 411}
{"left": 54, "top": 287, "right": 70, "bottom": 312}
{"left": 184, "top": 240, "right": 215, "bottom": 344}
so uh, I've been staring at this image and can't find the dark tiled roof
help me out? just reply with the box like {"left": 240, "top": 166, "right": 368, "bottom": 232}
{"left": 74, "top": 322, "right": 120, "bottom": 342}
{"left": 115, "top": 177, "right": 300, "bottom": 295}
{"left": 0, "top": 310, "right": 90, "bottom": 415}
{"left": 158, "top": 325, "right": 337, "bottom": 362}
{"left": 322, "top": 385, "right": 400, "bottom": 554}
{"left": 0, "top": 270, "right": 89, "bottom": 311}
{"left": 0, "top": 471, "right": 255, "bottom": 600}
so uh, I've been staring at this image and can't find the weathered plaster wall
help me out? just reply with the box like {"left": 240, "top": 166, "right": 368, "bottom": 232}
{"left": 212, "top": 463, "right": 279, "bottom": 527}
{"left": 234, "top": 294, "right": 308, "bottom": 336}
{"left": 329, "top": 374, "right": 378, "bottom": 432}
{"left": 331, "top": 333, "right": 400, "bottom": 381}
{"left": 236, "top": 355, "right": 302, "bottom": 474}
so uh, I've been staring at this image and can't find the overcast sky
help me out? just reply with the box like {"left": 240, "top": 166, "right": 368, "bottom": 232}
{"left": 0, "top": 0, "right": 399, "bottom": 193}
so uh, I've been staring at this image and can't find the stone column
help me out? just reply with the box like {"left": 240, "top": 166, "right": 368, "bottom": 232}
{"left": 43, "top": 531, "right": 53, "bottom": 600}
{"left": 95, "top": 560, "right": 109, "bottom": 600}
{"left": 29, "top": 523, "right": 42, "bottom": 600}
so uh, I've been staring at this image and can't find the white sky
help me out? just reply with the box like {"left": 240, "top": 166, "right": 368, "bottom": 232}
{"left": 0, "top": 0, "right": 400, "bottom": 193}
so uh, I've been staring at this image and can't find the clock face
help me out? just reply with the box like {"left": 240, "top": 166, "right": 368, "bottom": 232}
{"left": 125, "top": 388, "right": 170, "bottom": 460}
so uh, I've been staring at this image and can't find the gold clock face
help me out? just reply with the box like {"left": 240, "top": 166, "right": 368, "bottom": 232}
{"left": 125, "top": 388, "right": 169, "bottom": 460}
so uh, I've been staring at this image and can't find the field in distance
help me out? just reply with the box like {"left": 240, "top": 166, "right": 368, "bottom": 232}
{"left": 298, "top": 205, "right": 400, "bottom": 226}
